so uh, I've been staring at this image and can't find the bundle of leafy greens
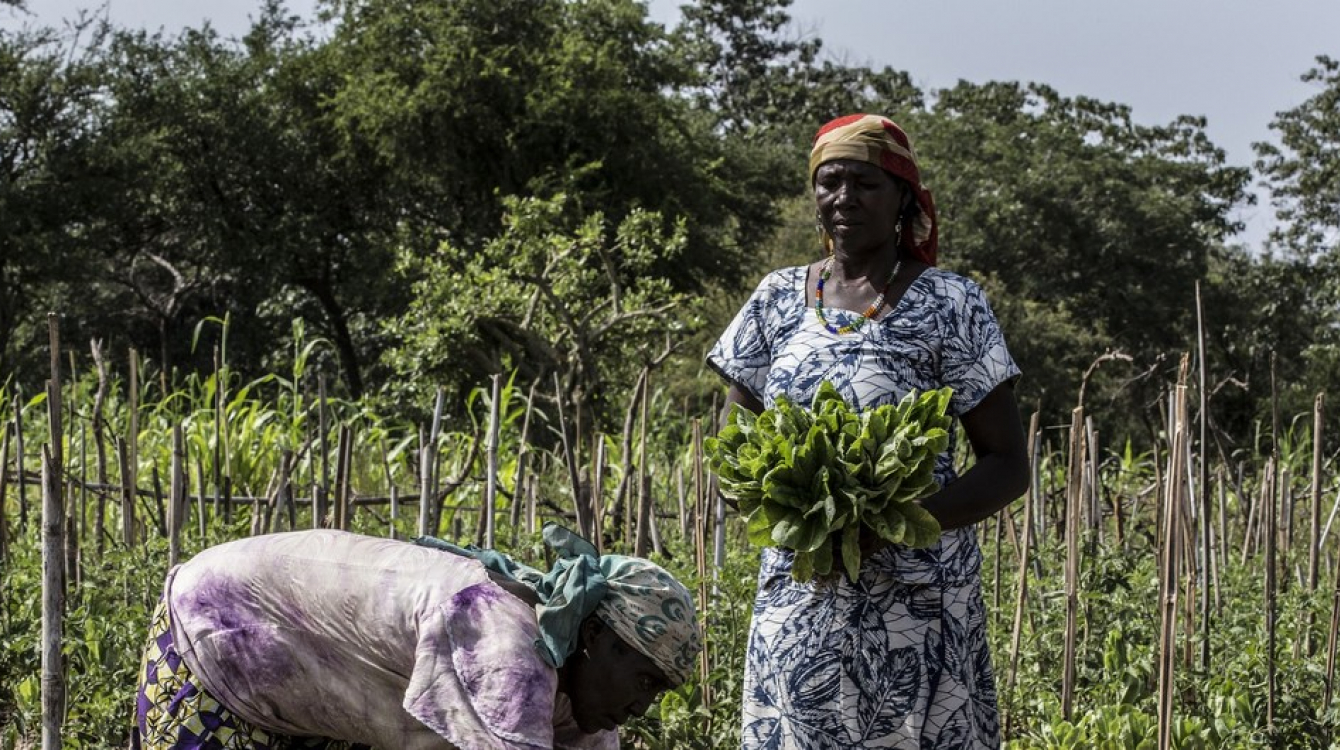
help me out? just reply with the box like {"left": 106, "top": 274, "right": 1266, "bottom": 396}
{"left": 706, "top": 382, "right": 952, "bottom": 582}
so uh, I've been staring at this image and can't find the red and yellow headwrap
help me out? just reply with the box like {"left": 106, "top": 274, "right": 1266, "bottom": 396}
{"left": 809, "top": 114, "right": 939, "bottom": 266}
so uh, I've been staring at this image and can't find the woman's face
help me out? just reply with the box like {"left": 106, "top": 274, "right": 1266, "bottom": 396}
{"left": 814, "top": 159, "right": 908, "bottom": 256}
{"left": 563, "top": 617, "right": 675, "bottom": 734}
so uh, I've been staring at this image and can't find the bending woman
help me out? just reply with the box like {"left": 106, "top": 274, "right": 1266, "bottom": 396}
{"left": 134, "top": 524, "right": 702, "bottom": 749}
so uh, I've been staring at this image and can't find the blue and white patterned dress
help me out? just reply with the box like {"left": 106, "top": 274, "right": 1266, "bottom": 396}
{"left": 708, "top": 264, "right": 1020, "bottom": 749}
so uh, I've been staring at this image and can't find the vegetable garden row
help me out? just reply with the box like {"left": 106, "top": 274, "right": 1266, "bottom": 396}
{"left": 2, "top": 321, "right": 1339, "bottom": 748}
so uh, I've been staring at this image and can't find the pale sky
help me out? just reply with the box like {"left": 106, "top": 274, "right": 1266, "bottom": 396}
{"left": 10, "top": 0, "right": 1340, "bottom": 250}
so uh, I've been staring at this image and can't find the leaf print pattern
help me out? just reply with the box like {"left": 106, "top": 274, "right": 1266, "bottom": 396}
{"left": 709, "top": 266, "right": 1019, "bottom": 748}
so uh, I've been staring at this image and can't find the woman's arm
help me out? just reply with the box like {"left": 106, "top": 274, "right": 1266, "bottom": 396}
{"left": 918, "top": 382, "right": 1030, "bottom": 531}
{"left": 724, "top": 383, "right": 765, "bottom": 417}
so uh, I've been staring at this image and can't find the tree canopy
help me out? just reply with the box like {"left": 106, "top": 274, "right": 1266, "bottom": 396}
{"left": 2, "top": 0, "right": 1334, "bottom": 447}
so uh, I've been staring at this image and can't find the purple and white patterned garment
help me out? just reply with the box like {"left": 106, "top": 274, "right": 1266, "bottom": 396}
{"left": 708, "top": 265, "right": 1020, "bottom": 749}
{"left": 165, "top": 529, "right": 618, "bottom": 750}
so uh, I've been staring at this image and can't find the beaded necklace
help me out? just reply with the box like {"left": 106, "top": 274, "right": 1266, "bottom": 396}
{"left": 814, "top": 255, "right": 902, "bottom": 335}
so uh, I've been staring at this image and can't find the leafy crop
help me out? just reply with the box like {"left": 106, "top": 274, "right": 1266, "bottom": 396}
{"left": 704, "top": 382, "right": 952, "bottom": 581}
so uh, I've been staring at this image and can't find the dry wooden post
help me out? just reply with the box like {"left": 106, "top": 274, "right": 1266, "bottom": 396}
{"left": 379, "top": 438, "right": 399, "bottom": 540}
{"left": 691, "top": 418, "right": 711, "bottom": 714}
{"left": 1156, "top": 361, "right": 1190, "bottom": 750}
{"left": 90, "top": 340, "right": 110, "bottom": 555}
{"left": 1324, "top": 536, "right": 1340, "bottom": 706}
{"left": 526, "top": 475, "right": 537, "bottom": 535}
{"left": 508, "top": 380, "right": 539, "bottom": 542}
{"left": 14, "top": 393, "right": 27, "bottom": 532}
{"left": 150, "top": 464, "right": 166, "bottom": 539}
{"left": 1264, "top": 457, "right": 1278, "bottom": 732}
{"left": 484, "top": 374, "right": 502, "bottom": 549}
{"left": 314, "top": 373, "right": 329, "bottom": 530}
{"left": 279, "top": 449, "right": 297, "bottom": 531}
{"left": 168, "top": 425, "right": 185, "bottom": 567}
{"left": 591, "top": 435, "right": 606, "bottom": 554}
{"left": 634, "top": 372, "right": 652, "bottom": 557}
{"left": 1003, "top": 411, "right": 1040, "bottom": 738}
{"left": 553, "top": 374, "right": 589, "bottom": 541}
{"left": 195, "top": 458, "right": 207, "bottom": 543}
{"left": 128, "top": 349, "right": 140, "bottom": 538}
{"left": 0, "top": 424, "right": 10, "bottom": 563}
{"left": 418, "top": 389, "right": 445, "bottom": 537}
{"left": 116, "top": 437, "right": 135, "bottom": 546}
{"left": 1216, "top": 465, "right": 1228, "bottom": 616}
{"left": 1060, "top": 406, "right": 1084, "bottom": 722}
{"left": 335, "top": 425, "right": 352, "bottom": 531}
{"left": 1307, "top": 393, "right": 1324, "bottom": 657}
{"left": 426, "top": 389, "right": 446, "bottom": 536}
{"left": 676, "top": 465, "right": 689, "bottom": 540}
{"left": 40, "top": 443, "right": 64, "bottom": 750}
{"left": 1194, "top": 283, "right": 1212, "bottom": 670}
{"left": 612, "top": 368, "right": 648, "bottom": 549}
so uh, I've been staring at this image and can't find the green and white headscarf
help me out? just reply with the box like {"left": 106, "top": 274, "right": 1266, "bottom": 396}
{"left": 416, "top": 523, "right": 703, "bottom": 685}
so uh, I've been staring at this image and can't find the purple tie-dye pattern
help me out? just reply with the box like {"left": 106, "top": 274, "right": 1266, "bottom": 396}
{"left": 160, "top": 529, "right": 615, "bottom": 749}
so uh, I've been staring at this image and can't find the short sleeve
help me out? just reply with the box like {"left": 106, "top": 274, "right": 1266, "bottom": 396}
{"left": 706, "top": 270, "right": 795, "bottom": 401}
{"left": 403, "top": 583, "right": 558, "bottom": 750}
{"left": 939, "top": 279, "right": 1021, "bottom": 416}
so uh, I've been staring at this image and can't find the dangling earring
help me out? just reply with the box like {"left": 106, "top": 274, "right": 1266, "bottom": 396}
{"left": 815, "top": 210, "right": 833, "bottom": 256}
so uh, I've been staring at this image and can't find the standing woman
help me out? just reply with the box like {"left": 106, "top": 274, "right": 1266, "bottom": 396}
{"left": 708, "top": 114, "right": 1029, "bottom": 748}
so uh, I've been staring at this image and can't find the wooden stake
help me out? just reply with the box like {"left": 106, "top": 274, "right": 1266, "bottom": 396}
{"left": 40, "top": 443, "right": 64, "bottom": 750}
{"left": 1060, "top": 406, "right": 1084, "bottom": 721}
{"left": 1004, "top": 410, "right": 1040, "bottom": 737}
{"left": 168, "top": 425, "right": 184, "bottom": 567}
{"left": 553, "top": 374, "right": 588, "bottom": 541}
{"left": 1307, "top": 393, "right": 1324, "bottom": 657}
{"left": 634, "top": 371, "right": 651, "bottom": 557}
{"left": 15, "top": 393, "right": 27, "bottom": 532}
{"left": 1156, "top": 358, "right": 1190, "bottom": 750}
{"left": 484, "top": 374, "right": 502, "bottom": 549}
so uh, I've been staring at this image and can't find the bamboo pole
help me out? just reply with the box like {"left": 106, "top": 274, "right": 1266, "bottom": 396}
{"left": 1265, "top": 457, "right": 1279, "bottom": 731}
{"left": 1156, "top": 360, "right": 1189, "bottom": 750}
{"left": 612, "top": 368, "right": 648, "bottom": 549}
{"left": 508, "top": 380, "right": 538, "bottom": 544}
{"left": 1060, "top": 406, "right": 1084, "bottom": 721}
{"left": 128, "top": 349, "right": 139, "bottom": 540}
{"left": 1195, "top": 282, "right": 1212, "bottom": 671}
{"left": 195, "top": 458, "right": 207, "bottom": 543}
{"left": 484, "top": 374, "right": 501, "bottom": 549}
{"left": 315, "top": 373, "right": 328, "bottom": 530}
{"left": 591, "top": 435, "right": 606, "bottom": 554}
{"left": 1003, "top": 411, "right": 1040, "bottom": 738}
{"left": 168, "top": 425, "right": 184, "bottom": 567}
{"left": 0, "top": 424, "right": 9, "bottom": 563}
{"left": 40, "top": 443, "right": 64, "bottom": 750}
{"left": 553, "top": 374, "right": 588, "bottom": 541}
{"left": 691, "top": 417, "right": 711, "bottom": 714}
{"left": 15, "top": 393, "right": 27, "bottom": 532}
{"left": 335, "top": 425, "right": 352, "bottom": 531}
{"left": 1307, "top": 393, "right": 1324, "bottom": 657}
{"left": 634, "top": 371, "right": 651, "bottom": 557}
{"left": 1324, "top": 532, "right": 1340, "bottom": 707}
{"left": 90, "top": 340, "right": 109, "bottom": 556}
{"left": 380, "top": 438, "right": 399, "bottom": 541}
{"left": 419, "top": 389, "right": 444, "bottom": 537}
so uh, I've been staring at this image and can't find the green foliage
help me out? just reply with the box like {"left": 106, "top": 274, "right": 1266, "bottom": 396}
{"left": 706, "top": 382, "right": 949, "bottom": 580}
{"left": 382, "top": 193, "right": 705, "bottom": 430}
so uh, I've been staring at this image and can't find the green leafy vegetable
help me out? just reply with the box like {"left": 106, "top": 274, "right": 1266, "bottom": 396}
{"left": 705, "top": 382, "right": 952, "bottom": 582}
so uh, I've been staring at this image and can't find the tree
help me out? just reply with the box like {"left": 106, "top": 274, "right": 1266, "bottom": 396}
{"left": 1253, "top": 55, "right": 1340, "bottom": 435}
{"left": 909, "top": 81, "right": 1251, "bottom": 435}
{"left": 0, "top": 20, "right": 108, "bottom": 382}
{"left": 383, "top": 194, "right": 702, "bottom": 432}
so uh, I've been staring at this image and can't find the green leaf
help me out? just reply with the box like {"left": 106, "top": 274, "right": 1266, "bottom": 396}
{"left": 899, "top": 502, "right": 943, "bottom": 549}
{"left": 841, "top": 523, "right": 862, "bottom": 582}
